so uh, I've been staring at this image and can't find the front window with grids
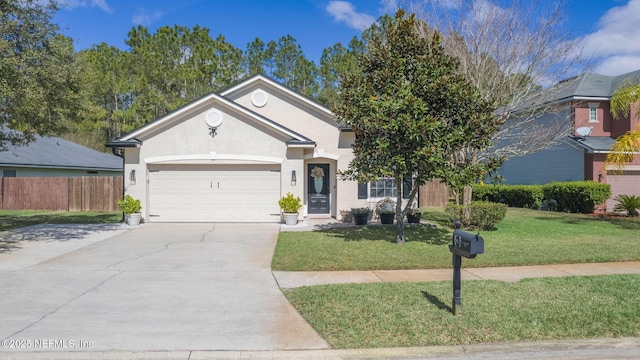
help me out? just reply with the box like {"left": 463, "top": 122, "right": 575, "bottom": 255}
{"left": 369, "top": 178, "right": 398, "bottom": 198}
{"left": 358, "top": 177, "right": 411, "bottom": 200}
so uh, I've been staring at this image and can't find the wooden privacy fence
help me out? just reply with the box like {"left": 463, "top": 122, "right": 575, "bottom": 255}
{"left": 0, "top": 176, "right": 123, "bottom": 212}
{"left": 419, "top": 179, "right": 450, "bottom": 208}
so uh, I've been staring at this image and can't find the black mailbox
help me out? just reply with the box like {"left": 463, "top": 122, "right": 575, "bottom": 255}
{"left": 449, "top": 229, "right": 484, "bottom": 258}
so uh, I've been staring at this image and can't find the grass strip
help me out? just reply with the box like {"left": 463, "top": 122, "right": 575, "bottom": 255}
{"left": 272, "top": 208, "right": 640, "bottom": 271}
{"left": 284, "top": 274, "right": 640, "bottom": 348}
{"left": 0, "top": 210, "right": 122, "bottom": 232}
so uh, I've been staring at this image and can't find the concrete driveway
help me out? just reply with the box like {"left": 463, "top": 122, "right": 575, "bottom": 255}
{"left": 0, "top": 223, "right": 328, "bottom": 352}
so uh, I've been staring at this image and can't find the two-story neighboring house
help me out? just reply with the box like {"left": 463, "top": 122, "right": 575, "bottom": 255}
{"left": 498, "top": 69, "right": 640, "bottom": 212}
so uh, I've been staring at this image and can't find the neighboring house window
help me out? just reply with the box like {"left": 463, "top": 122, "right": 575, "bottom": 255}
{"left": 2, "top": 170, "right": 16, "bottom": 177}
{"left": 357, "top": 177, "right": 412, "bottom": 200}
{"left": 86, "top": 171, "right": 98, "bottom": 174}
{"left": 588, "top": 102, "right": 599, "bottom": 123}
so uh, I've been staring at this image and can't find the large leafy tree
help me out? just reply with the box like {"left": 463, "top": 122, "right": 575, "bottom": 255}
{"left": 605, "top": 80, "right": 640, "bottom": 169}
{"left": 125, "top": 25, "right": 243, "bottom": 123}
{"left": 0, "top": 0, "right": 82, "bottom": 150}
{"left": 244, "top": 37, "right": 268, "bottom": 76}
{"left": 270, "top": 35, "right": 318, "bottom": 97}
{"left": 334, "top": 9, "right": 498, "bottom": 244}
{"left": 317, "top": 38, "right": 363, "bottom": 107}
{"left": 74, "top": 43, "right": 133, "bottom": 145}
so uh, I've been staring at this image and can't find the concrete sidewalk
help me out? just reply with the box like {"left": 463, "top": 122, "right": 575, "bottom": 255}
{"left": 273, "top": 261, "right": 640, "bottom": 288}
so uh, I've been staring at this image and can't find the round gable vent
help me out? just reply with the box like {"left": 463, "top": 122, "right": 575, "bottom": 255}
{"left": 205, "top": 110, "right": 223, "bottom": 128}
{"left": 251, "top": 90, "right": 268, "bottom": 107}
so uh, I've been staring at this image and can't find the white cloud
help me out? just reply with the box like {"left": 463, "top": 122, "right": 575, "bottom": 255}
{"left": 581, "top": 0, "right": 640, "bottom": 75}
{"left": 91, "top": 0, "right": 111, "bottom": 12}
{"left": 131, "top": 9, "right": 163, "bottom": 26}
{"left": 380, "top": 0, "right": 399, "bottom": 12}
{"left": 59, "top": 0, "right": 112, "bottom": 12}
{"left": 326, "top": 1, "right": 376, "bottom": 31}
{"left": 471, "top": 0, "right": 509, "bottom": 24}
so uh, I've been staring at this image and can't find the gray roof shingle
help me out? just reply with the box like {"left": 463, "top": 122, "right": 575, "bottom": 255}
{"left": 0, "top": 135, "right": 122, "bottom": 171}
{"left": 568, "top": 136, "right": 617, "bottom": 153}
{"left": 511, "top": 69, "right": 640, "bottom": 113}
{"left": 555, "top": 69, "right": 640, "bottom": 100}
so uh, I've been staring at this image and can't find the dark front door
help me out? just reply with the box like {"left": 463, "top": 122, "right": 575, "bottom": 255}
{"left": 308, "top": 164, "right": 330, "bottom": 214}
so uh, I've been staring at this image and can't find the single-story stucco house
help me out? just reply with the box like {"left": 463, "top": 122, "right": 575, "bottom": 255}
{"left": 0, "top": 134, "right": 122, "bottom": 177}
{"left": 106, "top": 74, "right": 417, "bottom": 223}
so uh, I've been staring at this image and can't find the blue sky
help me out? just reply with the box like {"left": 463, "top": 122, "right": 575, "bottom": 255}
{"left": 54, "top": 0, "right": 640, "bottom": 76}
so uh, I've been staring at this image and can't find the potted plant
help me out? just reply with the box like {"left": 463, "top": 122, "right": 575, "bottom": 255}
{"left": 376, "top": 208, "right": 395, "bottom": 224}
{"left": 278, "top": 192, "right": 302, "bottom": 225}
{"left": 378, "top": 197, "right": 395, "bottom": 212}
{"left": 351, "top": 207, "right": 371, "bottom": 225}
{"left": 407, "top": 207, "right": 422, "bottom": 223}
{"left": 117, "top": 194, "right": 142, "bottom": 226}
{"left": 376, "top": 197, "right": 395, "bottom": 224}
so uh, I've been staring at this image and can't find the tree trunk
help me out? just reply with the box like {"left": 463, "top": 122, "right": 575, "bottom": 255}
{"left": 462, "top": 185, "right": 472, "bottom": 225}
{"left": 395, "top": 175, "right": 405, "bottom": 244}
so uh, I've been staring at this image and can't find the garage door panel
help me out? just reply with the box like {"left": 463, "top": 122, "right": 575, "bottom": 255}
{"left": 148, "top": 165, "right": 281, "bottom": 222}
{"left": 606, "top": 171, "right": 640, "bottom": 212}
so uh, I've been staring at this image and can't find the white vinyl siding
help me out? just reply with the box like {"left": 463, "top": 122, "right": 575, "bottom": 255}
{"left": 148, "top": 164, "right": 281, "bottom": 222}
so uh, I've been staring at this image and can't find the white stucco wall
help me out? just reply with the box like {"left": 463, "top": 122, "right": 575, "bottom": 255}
{"left": 122, "top": 99, "right": 297, "bottom": 221}
{"left": 226, "top": 83, "right": 361, "bottom": 219}
{"left": 121, "top": 77, "right": 369, "bottom": 222}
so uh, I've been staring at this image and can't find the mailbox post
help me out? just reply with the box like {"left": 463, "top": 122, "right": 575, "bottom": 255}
{"left": 449, "top": 219, "right": 484, "bottom": 315}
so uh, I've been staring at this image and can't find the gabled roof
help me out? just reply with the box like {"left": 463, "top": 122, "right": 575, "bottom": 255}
{"left": 552, "top": 69, "right": 640, "bottom": 101}
{"left": 220, "top": 74, "right": 335, "bottom": 120}
{"left": 107, "top": 81, "right": 315, "bottom": 148}
{"left": 511, "top": 69, "right": 640, "bottom": 112}
{"left": 568, "top": 136, "right": 617, "bottom": 154}
{"left": 0, "top": 134, "right": 122, "bottom": 171}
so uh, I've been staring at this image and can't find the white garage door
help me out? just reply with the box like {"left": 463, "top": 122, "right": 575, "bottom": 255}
{"left": 606, "top": 170, "right": 640, "bottom": 212}
{"left": 148, "top": 164, "right": 281, "bottom": 222}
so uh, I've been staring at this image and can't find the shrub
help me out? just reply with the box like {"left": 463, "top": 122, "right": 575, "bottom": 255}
{"left": 473, "top": 184, "right": 543, "bottom": 208}
{"left": 117, "top": 195, "right": 141, "bottom": 215}
{"left": 445, "top": 201, "right": 508, "bottom": 230}
{"left": 278, "top": 193, "right": 302, "bottom": 213}
{"left": 613, "top": 194, "right": 640, "bottom": 216}
{"left": 350, "top": 207, "right": 371, "bottom": 216}
{"left": 542, "top": 181, "right": 611, "bottom": 214}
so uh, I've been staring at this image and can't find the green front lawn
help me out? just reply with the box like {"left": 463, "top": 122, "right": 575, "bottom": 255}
{"left": 285, "top": 275, "right": 640, "bottom": 348}
{"left": 272, "top": 208, "right": 640, "bottom": 271}
{"left": 0, "top": 210, "right": 122, "bottom": 232}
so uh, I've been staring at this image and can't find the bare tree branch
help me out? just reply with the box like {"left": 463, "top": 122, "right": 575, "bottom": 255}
{"left": 398, "top": 0, "right": 590, "bottom": 160}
